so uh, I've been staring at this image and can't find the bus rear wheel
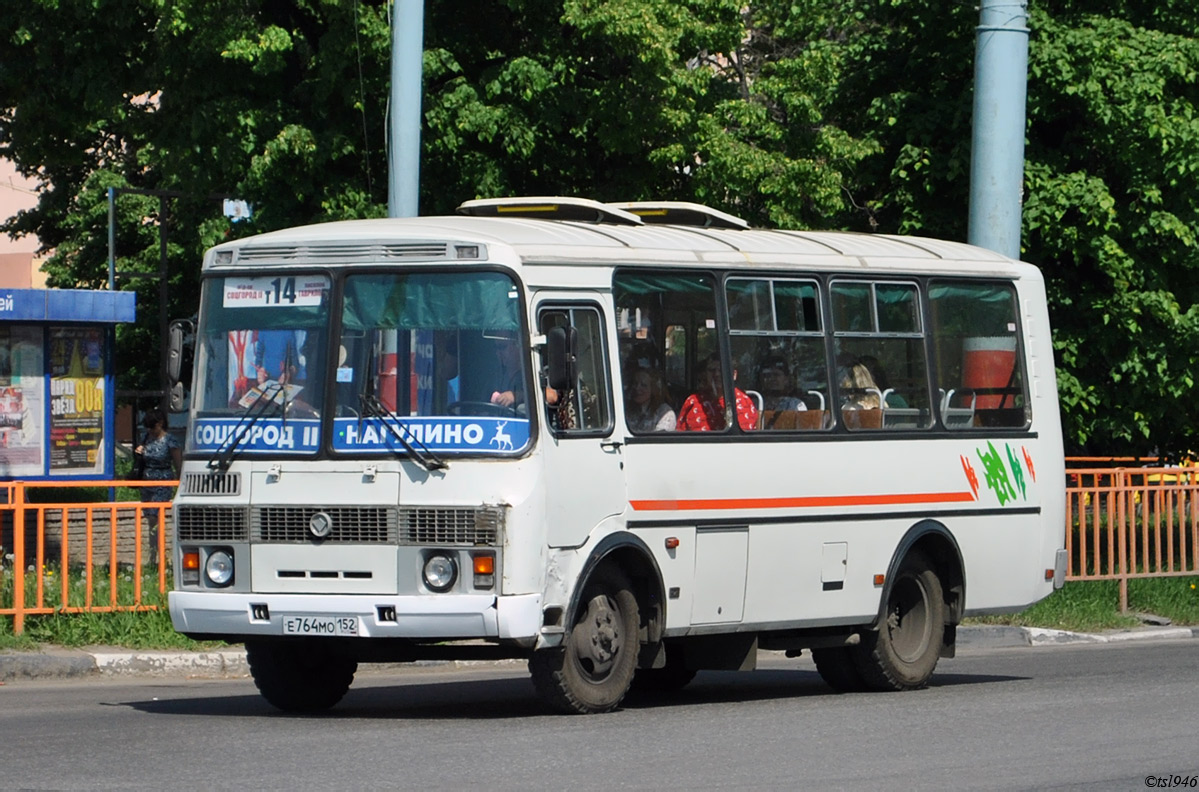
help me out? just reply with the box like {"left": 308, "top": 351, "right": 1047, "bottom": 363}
{"left": 853, "top": 550, "right": 945, "bottom": 691}
{"left": 246, "top": 639, "right": 358, "bottom": 712}
{"left": 529, "top": 566, "right": 639, "bottom": 714}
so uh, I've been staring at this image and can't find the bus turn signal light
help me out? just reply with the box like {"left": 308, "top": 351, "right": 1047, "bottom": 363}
{"left": 873, "top": 574, "right": 885, "bottom": 586}
{"left": 182, "top": 550, "right": 200, "bottom": 585}
{"left": 665, "top": 537, "right": 680, "bottom": 549}
{"left": 473, "top": 553, "right": 495, "bottom": 590}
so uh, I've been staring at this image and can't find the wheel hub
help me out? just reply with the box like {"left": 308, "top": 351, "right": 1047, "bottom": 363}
{"left": 573, "top": 594, "right": 622, "bottom": 677}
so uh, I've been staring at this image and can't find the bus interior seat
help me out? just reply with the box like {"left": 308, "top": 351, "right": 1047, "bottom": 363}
{"left": 940, "top": 389, "right": 976, "bottom": 428}
{"left": 760, "top": 409, "right": 827, "bottom": 431}
{"left": 841, "top": 407, "right": 882, "bottom": 430}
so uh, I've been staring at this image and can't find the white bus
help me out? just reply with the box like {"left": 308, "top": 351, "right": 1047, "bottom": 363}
{"left": 168, "top": 197, "right": 1066, "bottom": 714}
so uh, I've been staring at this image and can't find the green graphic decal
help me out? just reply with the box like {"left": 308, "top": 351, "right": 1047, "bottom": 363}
{"left": 1006, "top": 444, "right": 1027, "bottom": 500}
{"left": 976, "top": 441, "right": 1017, "bottom": 506}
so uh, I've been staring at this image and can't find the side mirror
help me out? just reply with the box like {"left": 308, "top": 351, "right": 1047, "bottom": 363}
{"left": 167, "top": 319, "right": 193, "bottom": 383}
{"left": 169, "top": 381, "right": 187, "bottom": 412}
{"left": 167, "top": 319, "right": 194, "bottom": 413}
{"left": 545, "top": 326, "right": 578, "bottom": 392}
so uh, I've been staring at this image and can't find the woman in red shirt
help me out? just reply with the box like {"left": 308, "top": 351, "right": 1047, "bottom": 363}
{"left": 677, "top": 353, "right": 758, "bottom": 431}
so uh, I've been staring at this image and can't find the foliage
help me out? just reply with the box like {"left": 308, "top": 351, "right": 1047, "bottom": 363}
{"left": 772, "top": 1, "right": 1199, "bottom": 456}
{"left": 4, "top": 1, "right": 1199, "bottom": 454}
{"left": 1023, "top": 11, "right": 1199, "bottom": 455}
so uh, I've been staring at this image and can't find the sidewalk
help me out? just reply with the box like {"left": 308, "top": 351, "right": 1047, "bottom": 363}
{"left": 2, "top": 625, "right": 1196, "bottom": 683}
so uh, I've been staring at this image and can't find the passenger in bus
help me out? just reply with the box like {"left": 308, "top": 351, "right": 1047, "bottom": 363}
{"left": 757, "top": 357, "right": 808, "bottom": 412}
{"left": 677, "top": 353, "right": 758, "bottom": 431}
{"left": 489, "top": 333, "right": 525, "bottom": 410}
{"left": 840, "top": 359, "right": 881, "bottom": 410}
{"left": 625, "top": 367, "right": 676, "bottom": 432}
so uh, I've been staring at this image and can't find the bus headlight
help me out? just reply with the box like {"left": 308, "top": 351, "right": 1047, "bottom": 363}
{"left": 205, "top": 549, "right": 235, "bottom": 587}
{"left": 423, "top": 554, "right": 457, "bottom": 592}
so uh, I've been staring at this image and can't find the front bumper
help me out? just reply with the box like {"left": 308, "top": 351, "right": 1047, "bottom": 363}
{"left": 169, "top": 590, "right": 542, "bottom": 641}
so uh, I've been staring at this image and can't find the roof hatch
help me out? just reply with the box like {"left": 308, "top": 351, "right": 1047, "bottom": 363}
{"left": 456, "top": 196, "right": 643, "bottom": 226}
{"left": 608, "top": 201, "right": 749, "bottom": 230}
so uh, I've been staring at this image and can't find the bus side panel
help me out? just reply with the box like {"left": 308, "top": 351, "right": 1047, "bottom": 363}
{"left": 624, "top": 428, "right": 1059, "bottom": 631}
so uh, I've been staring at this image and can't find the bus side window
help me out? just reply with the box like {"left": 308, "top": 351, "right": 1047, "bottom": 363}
{"left": 616, "top": 271, "right": 726, "bottom": 432}
{"left": 726, "top": 277, "right": 829, "bottom": 432}
{"left": 830, "top": 281, "right": 932, "bottom": 431}
{"left": 929, "top": 281, "right": 1029, "bottom": 429}
{"left": 538, "top": 306, "right": 611, "bottom": 434}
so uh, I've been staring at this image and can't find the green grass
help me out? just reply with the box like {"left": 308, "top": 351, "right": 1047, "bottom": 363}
{"left": 0, "top": 562, "right": 221, "bottom": 652}
{"left": 965, "top": 576, "right": 1199, "bottom": 632}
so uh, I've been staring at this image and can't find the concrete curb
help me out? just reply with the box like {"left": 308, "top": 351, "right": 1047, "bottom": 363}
{"left": 89, "top": 649, "right": 250, "bottom": 677}
{"left": 2, "top": 625, "right": 1195, "bottom": 682}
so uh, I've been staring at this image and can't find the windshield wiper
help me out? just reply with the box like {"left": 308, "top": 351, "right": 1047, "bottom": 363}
{"left": 208, "top": 382, "right": 283, "bottom": 471}
{"left": 359, "top": 392, "right": 449, "bottom": 472}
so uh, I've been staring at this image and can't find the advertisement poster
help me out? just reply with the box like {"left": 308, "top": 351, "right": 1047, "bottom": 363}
{"left": 48, "top": 327, "right": 106, "bottom": 474}
{"left": 0, "top": 326, "right": 44, "bottom": 477}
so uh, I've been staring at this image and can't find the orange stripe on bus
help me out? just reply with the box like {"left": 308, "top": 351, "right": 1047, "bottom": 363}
{"left": 629, "top": 491, "right": 978, "bottom": 511}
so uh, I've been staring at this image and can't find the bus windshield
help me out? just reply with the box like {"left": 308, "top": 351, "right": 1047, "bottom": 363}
{"left": 190, "top": 273, "right": 331, "bottom": 457}
{"left": 332, "top": 270, "right": 531, "bottom": 456}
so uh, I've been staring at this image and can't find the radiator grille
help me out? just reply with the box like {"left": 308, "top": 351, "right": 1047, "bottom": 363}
{"left": 237, "top": 242, "right": 449, "bottom": 263}
{"left": 176, "top": 506, "right": 249, "bottom": 542}
{"left": 253, "top": 506, "right": 397, "bottom": 543}
{"left": 398, "top": 506, "right": 504, "bottom": 546}
{"left": 181, "top": 472, "right": 241, "bottom": 496}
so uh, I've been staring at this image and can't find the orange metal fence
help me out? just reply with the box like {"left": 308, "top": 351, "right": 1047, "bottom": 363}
{"left": 0, "top": 479, "right": 176, "bottom": 635}
{"left": 1065, "top": 463, "right": 1199, "bottom": 610}
{"left": 4, "top": 462, "right": 1199, "bottom": 631}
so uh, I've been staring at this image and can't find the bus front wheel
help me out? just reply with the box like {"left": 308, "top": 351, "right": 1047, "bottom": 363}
{"left": 529, "top": 566, "right": 639, "bottom": 714}
{"left": 246, "top": 639, "right": 358, "bottom": 712}
{"left": 853, "top": 550, "right": 945, "bottom": 690}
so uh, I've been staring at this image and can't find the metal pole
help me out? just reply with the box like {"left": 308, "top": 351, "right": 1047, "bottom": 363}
{"left": 107, "top": 187, "right": 116, "bottom": 290}
{"left": 967, "top": 0, "right": 1029, "bottom": 260}
{"left": 388, "top": 0, "right": 425, "bottom": 218}
{"left": 158, "top": 196, "right": 170, "bottom": 417}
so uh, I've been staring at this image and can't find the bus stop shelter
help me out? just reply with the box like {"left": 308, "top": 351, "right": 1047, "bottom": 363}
{"left": 0, "top": 287, "right": 136, "bottom": 480}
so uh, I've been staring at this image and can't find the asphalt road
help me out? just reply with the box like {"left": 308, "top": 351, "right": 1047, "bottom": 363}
{"left": 2, "top": 640, "right": 1197, "bottom": 791}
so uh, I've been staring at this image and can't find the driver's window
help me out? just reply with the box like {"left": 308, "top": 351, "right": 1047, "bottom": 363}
{"left": 538, "top": 306, "right": 611, "bottom": 434}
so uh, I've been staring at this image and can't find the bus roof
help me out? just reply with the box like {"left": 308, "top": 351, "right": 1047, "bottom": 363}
{"left": 206, "top": 200, "right": 1021, "bottom": 276}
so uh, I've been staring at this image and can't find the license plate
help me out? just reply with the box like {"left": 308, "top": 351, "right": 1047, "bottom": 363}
{"left": 282, "top": 615, "right": 359, "bottom": 636}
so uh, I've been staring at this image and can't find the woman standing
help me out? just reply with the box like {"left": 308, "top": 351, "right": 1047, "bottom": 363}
{"left": 135, "top": 408, "right": 181, "bottom": 565}
{"left": 136, "top": 408, "right": 182, "bottom": 503}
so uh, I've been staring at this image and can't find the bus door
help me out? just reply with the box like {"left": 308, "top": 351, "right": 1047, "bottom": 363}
{"left": 536, "top": 301, "right": 626, "bottom": 548}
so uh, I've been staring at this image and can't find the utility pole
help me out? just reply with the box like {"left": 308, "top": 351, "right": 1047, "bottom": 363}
{"left": 967, "top": 0, "right": 1030, "bottom": 260}
{"left": 389, "top": 0, "right": 425, "bottom": 218}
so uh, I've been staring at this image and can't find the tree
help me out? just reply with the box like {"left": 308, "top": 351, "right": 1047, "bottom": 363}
{"left": 770, "top": 0, "right": 1199, "bottom": 456}
{"left": 6, "top": 1, "right": 1199, "bottom": 456}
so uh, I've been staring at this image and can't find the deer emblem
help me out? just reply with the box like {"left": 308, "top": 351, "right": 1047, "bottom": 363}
{"left": 491, "top": 421, "right": 513, "bottom": 450}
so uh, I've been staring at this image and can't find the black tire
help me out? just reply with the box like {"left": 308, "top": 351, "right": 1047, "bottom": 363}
{"left": 631, "top": 642, "right": 697, "bottom": 694}
{"left": 853, "top": 550, "right": 945, "bottom": 691}
{"left": 811, "top": 646, "right": 868, "bottom": 693}
{"left": 529, "top": 566, "right": 640, "bottom": 714}
{"left": 246, "top": 639, "right": 358, "bottom": 712}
